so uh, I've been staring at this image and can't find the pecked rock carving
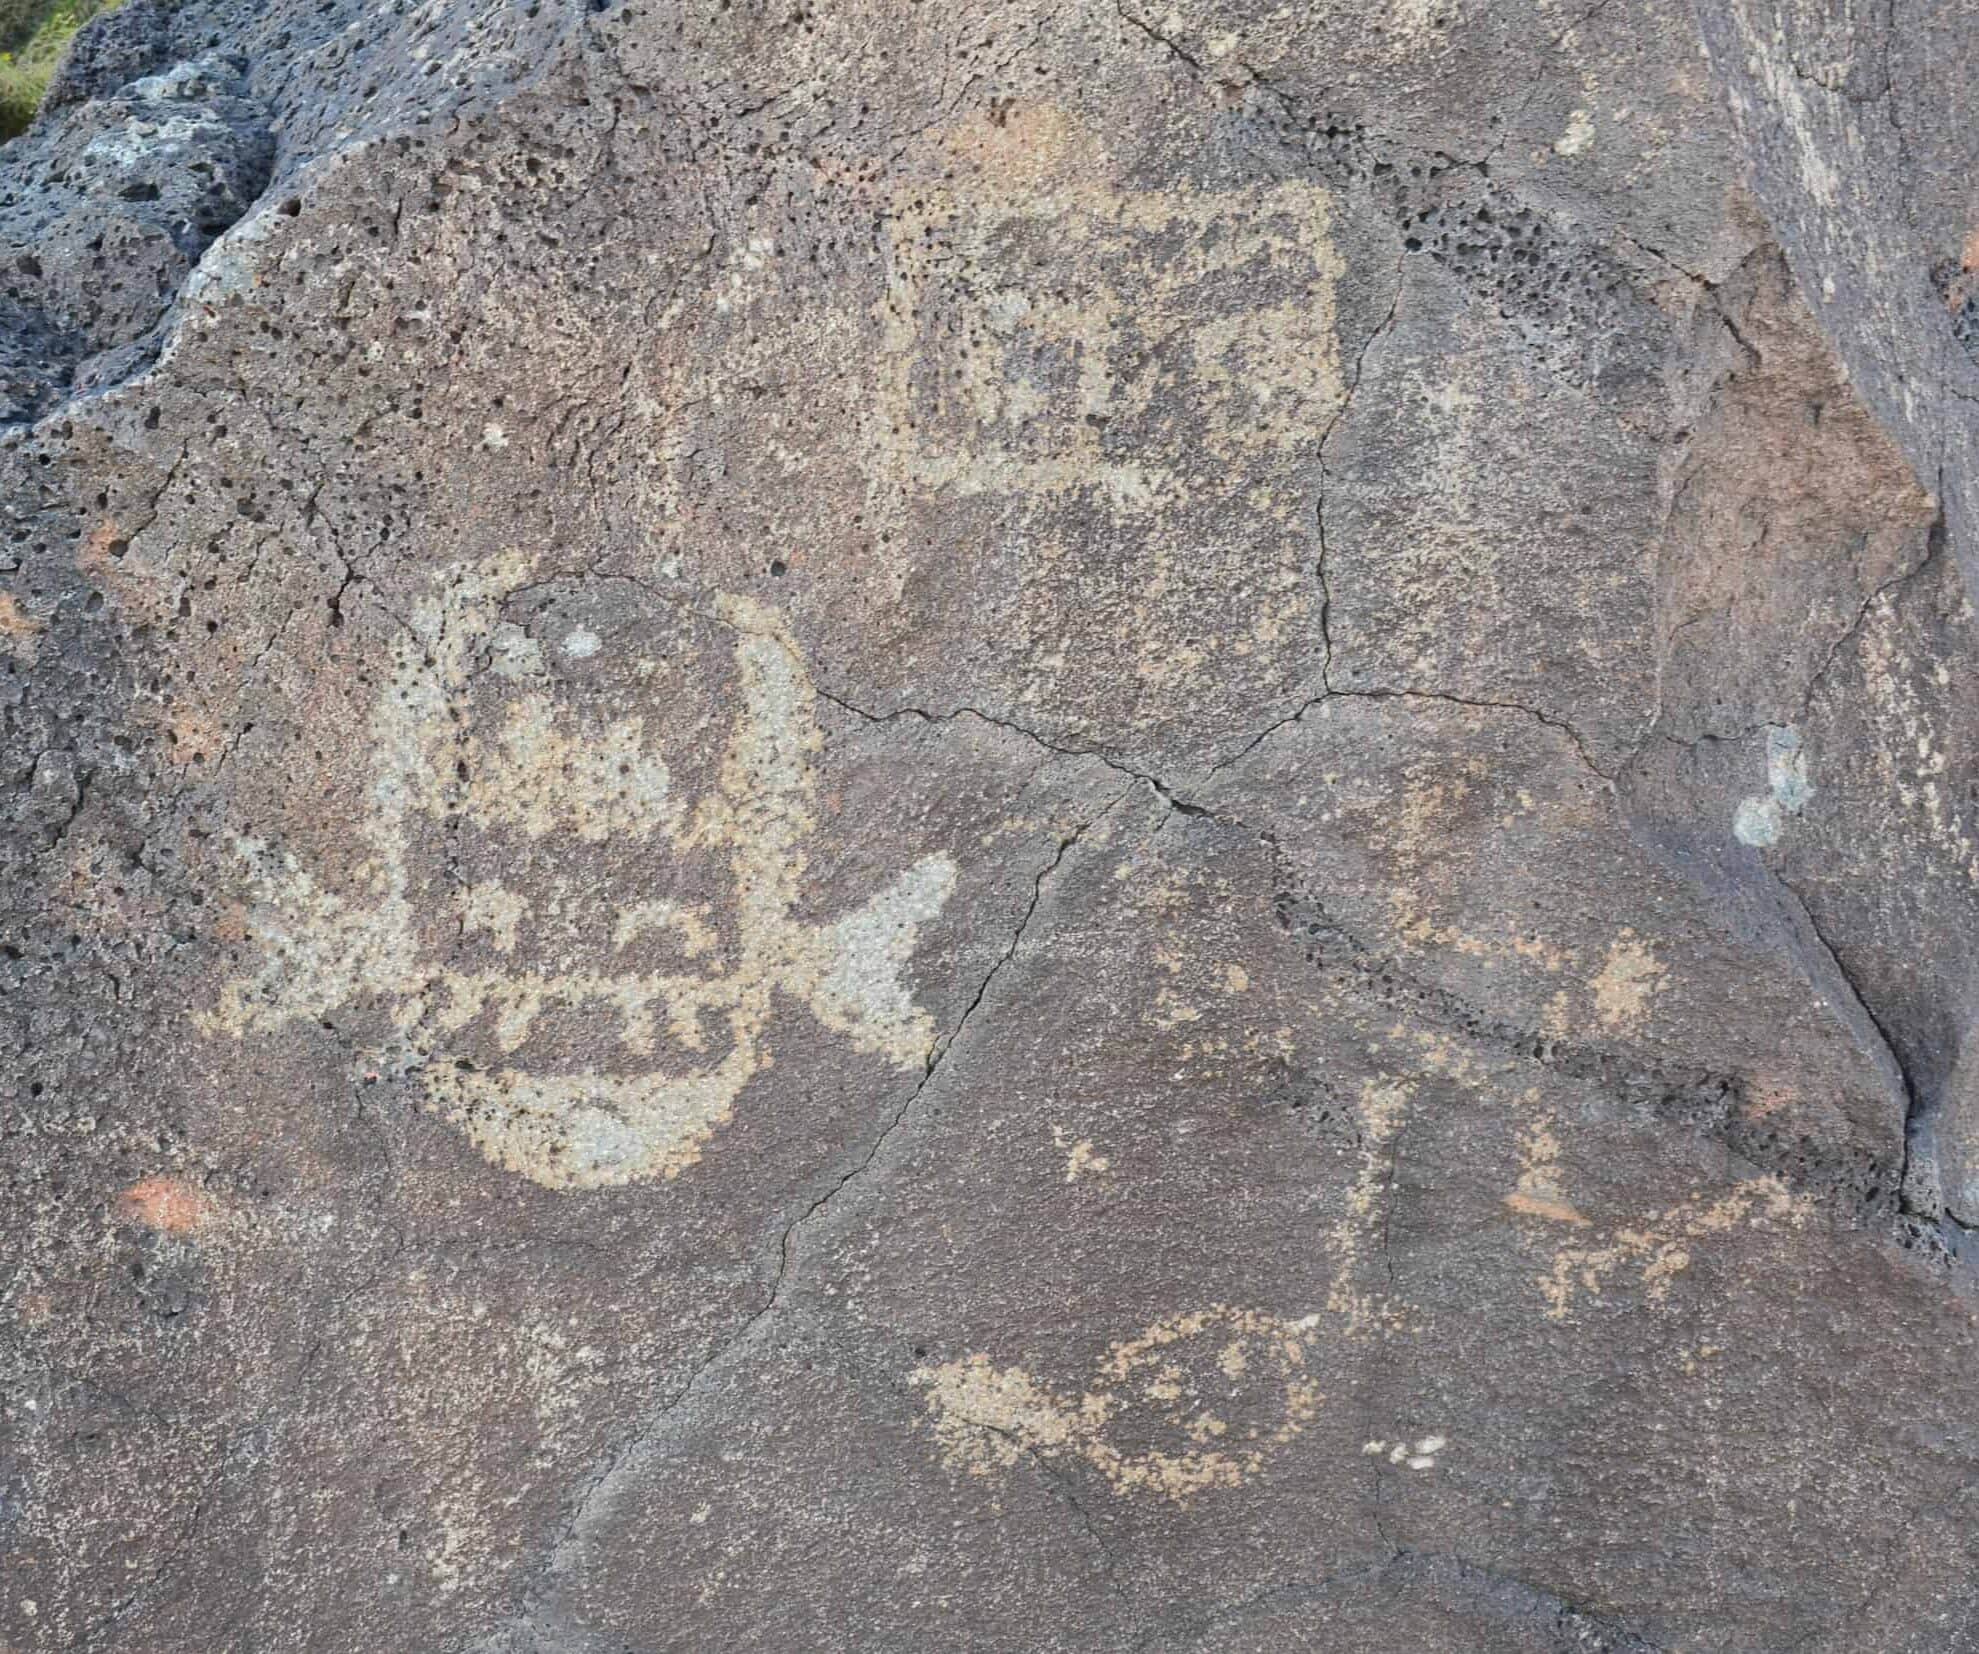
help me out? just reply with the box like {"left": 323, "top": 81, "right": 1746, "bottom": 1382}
{"left": 915, "top": 1306, "right": 1329, "bottom": 1501}
{"left": 201, "top": 561, "right": 956, "bottom": 1189}
{"left": 11, "top": 0, "right": 1979, "bottom": 1649}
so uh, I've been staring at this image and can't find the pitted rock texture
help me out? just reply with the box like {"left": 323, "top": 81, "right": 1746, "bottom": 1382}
{"left": 5, "top": 1, "right": 1979, "bottom": 1650}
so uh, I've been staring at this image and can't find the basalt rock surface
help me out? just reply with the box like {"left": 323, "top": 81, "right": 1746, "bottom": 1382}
{"left": 5, "top": 2, "right": 1979, "bottom": 1650}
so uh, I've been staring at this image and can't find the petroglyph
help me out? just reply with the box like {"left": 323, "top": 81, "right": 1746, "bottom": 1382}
{"left": 914, "top": 1307, "right": 1325, "bottom": 1502}
{"left": 1590, "top": 930, "right": 1666, "bottom": 1034}
{"left": 1504, "top": 1095, "right": 1590, "bottom": 1228}
{"left": 1503, "top": 1082, "right": 1812, "bottom": 1318}
{"left": 199, "top": 561, "right": 957, "bottom": 1189}
{"left": 869, "top": 133, "right": 1341, "bottom": 702}
{"left": 872, "top": 172, "right": 1346, "bottom": 500}
{"left": 1327, "top": 1078, "right": 1413, "bottom": 1336}
{"left": 1854, "top": 618, "right": 1979, "bottom": 878}
{"left": 1534, "top": 1176, "right": 1813, "bottom": 1320}
{"left": 1050, "top": 1124, "right": 1111, "bottom": 1183}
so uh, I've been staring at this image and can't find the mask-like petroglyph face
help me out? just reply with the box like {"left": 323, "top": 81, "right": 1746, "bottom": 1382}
{"left": 198, "top": 560, "right": 956, "bottom": 1190}
{"left": 870, "top": 160, "right": 1343, "bottom": 510}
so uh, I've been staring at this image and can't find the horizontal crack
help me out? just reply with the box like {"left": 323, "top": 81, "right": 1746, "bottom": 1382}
{"left": 1268, "top": 855, "right": 1955, "bottom": 1270}
{"left": 1210, "top": 684, "right": 1611, "bottom": 785}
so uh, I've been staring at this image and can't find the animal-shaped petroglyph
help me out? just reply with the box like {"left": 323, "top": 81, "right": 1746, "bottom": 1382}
{"left": 914, "top": 1306, "right": 1327, "bottom": 1502}
{"left": 199, "top": 560, "right": 957, "bottom": 1189}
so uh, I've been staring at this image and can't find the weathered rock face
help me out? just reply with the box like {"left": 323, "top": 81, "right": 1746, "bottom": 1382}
{"left": 5, "top": 0, "right": 1979, "bottom": 1647}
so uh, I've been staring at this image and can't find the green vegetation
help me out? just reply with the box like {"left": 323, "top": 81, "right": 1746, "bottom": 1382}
{"left": 0, "top": 0, "right": 121, "bottom": 141}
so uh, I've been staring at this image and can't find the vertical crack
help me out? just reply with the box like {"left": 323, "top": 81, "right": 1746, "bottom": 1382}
{"left": 1769, "top": 869, "right": 1937, "bottom": 1229}
{"left": 1315, "top": 250, "right": 1407, "bottom": 693}
{"left": 482, "top": 786, "right": 1127, "bottom": 1651}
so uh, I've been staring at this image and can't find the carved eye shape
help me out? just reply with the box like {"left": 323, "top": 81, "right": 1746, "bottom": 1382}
{"left": 1089, "top": 1309, "right": 1323, "bottom": 1475}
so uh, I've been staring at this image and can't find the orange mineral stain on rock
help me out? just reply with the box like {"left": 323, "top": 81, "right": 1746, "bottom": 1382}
{"left": 1505, "top": 1190, "right": 1592, "bottom": 1226}
{"left": 938, "top": 100, "right": 1100, "bottom": 194}
{"left": 1744, "top": 1076, "right": 1797, "bottom": 1120}
{"left": 0, "top": 591, "right": 42, "bottom": 661}
{"left": 167, "top": 706, "right": 226, "bottom": 768}
{"left": 1505, "top": 1105, "right": 1590, "bottom": 1227}
{"left": 120, "top": 1176, "right": 216, "bottom": 1234}
{"left": 76, "top": 519, "right": 127, "bottom": 576}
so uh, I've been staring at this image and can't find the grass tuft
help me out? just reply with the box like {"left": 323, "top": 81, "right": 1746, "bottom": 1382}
{"left": 0, "top": 1, "right": 122, "bottom": 141}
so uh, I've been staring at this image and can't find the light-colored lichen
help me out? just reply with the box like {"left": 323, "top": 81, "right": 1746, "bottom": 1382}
{"left": 1734, "top": 725, "right": 1815, "bottom": 848}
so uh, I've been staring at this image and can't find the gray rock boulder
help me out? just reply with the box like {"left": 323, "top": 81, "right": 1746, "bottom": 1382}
{"left": 4, "top": 0, "right": 1979, "bottom": 1649}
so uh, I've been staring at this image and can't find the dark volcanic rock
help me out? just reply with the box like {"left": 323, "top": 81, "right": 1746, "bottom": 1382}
{"left": 4, "top": 1, "right": 1979, "bottom": 1649}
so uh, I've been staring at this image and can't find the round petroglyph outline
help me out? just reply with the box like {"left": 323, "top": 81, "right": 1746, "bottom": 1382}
{"left": 199, "top": 559, "right": 957, "bottom": 1190}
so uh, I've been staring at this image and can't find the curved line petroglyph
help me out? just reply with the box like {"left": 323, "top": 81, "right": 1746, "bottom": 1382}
{"left": 198, "top": 560, "right": 957, "bottom": 1189}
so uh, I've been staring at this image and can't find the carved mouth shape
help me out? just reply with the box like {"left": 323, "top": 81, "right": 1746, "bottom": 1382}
{"left": 424, "top": 1025, "right": 767, "bottom": 1189}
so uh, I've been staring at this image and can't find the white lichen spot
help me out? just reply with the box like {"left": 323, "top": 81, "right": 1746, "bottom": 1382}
{"left": 1734, "top": 725, "right": 1814, "bottom": 847}
{"left": 1767, "top": 724, "right": 1815, "bottom": 810}
{"left": 561, "top": 626, "right": 601, "bottom": 659}
{"left": 1380, "top": 1430, "right": 1446, "bottom": 1470}
{"left": 1733, "top": 794, "right": 1784, "bottom": 847}
{"left": 481, "top": 423, "right": 509, "bottom": 451}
